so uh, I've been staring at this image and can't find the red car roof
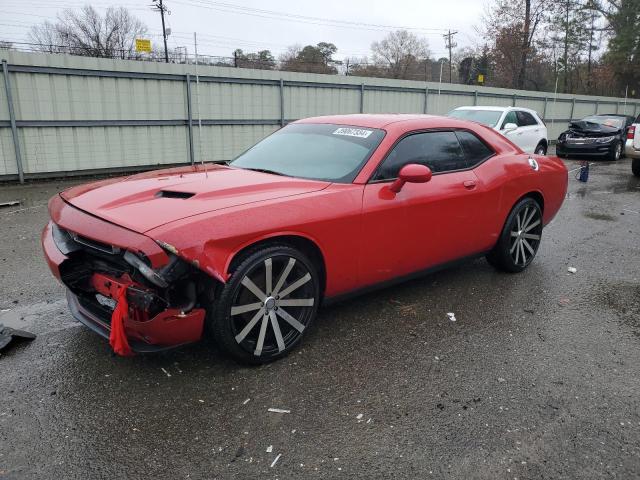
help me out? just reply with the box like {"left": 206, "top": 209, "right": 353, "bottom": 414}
{"left": 295, "top": 114, "right": 466, "bottom": 129}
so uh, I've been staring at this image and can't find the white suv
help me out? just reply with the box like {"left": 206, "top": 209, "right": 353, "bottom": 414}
{"left": 448, "top": 106, "right": 548, "bottom": 155}
{"left": 625, "top": 115, "right": 640, "bottom": 176}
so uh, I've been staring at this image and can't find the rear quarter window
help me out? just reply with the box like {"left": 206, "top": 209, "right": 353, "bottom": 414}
{"left": 455, "top": 131, "right": 495, "bottom": 167}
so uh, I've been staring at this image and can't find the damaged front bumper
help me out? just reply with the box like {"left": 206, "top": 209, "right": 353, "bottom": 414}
{"left": 42, "top": 195, "right": 210, "bottom": 353}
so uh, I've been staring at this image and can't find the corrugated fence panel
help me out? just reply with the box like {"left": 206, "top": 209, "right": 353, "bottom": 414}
{"left": 19, "top": 126, "right": 189, "bottom": 173}
{"left": 286, "top": 86, "right": 360, "bottom": 118}
{"left": 12, "top": 73, "right": 186, "bottom": 121}
{"left": 365, "top": 90, "right": 423, "bottom": 114}
{"left": 1, "top": 50, "right": 639, "bottom": 180}
{"left": 197, "top": 83, "right": 280, "bottom": 120}
{"left": 0, "top": 129, "right": 16, "bottom": 176}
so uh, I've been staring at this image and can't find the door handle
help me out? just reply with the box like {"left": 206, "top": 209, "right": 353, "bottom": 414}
{"left": 463, "top": 180, "right": 477, "bottom": 189}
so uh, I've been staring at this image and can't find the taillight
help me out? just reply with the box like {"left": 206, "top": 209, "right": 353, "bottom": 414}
{"left": 628, "top": 126, "right": 636, "bottom": 139}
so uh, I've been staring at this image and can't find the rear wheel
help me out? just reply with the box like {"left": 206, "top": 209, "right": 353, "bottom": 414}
{"left": 487, "top": 197, "right": 543, "bottom": 273}
{"left": 633, "top": 158, "right": 640, "bottom": 177}
{"left": 210, "top": 245, "right": 320, "bottom": 364}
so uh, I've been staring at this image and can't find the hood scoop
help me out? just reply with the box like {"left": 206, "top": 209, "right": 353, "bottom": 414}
{"left": 155, "top": 190, "right": 195, "bottom": 199}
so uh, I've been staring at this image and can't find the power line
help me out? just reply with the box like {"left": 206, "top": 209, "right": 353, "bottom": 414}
{"left": 172, "top": 0, "right": 450, "bottom": 34}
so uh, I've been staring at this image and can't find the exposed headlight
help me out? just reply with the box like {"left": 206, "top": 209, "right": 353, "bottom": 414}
{"left": 595, "top": 136, "right": 616, "bottom": 143}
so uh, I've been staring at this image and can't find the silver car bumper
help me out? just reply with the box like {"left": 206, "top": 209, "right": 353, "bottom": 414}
{"left": 625, "top": 139, "right": 640, "bottom": 159}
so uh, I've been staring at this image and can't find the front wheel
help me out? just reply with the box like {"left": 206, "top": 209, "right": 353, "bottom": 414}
{"left": 534, "top": 142, "right": 547, "bottom": 155}
{"left": 608, "top": 141, "right": 623, "bottom": 161}
{"left": 210, "top": 245, "right": 320, "bottom": 364}
{"left": 487, "top": 197, "right": 543, "bottom": 273}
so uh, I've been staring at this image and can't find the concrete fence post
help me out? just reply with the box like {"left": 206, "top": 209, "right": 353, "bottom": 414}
{"left": 2, "top": 60, "right": 24, "bottom": 183}
{"left": 512, "top": 94, "right": 517, "bottom": 107}
{"left": 595, "top": 100, "right": 599, "bottom": 115}
{"left": 185, "top": 73, "right": 195, "bottom": 165}
{"left": 615, "top": 102, "right": 619, "bottom": 114}
{"left": 360, "top": 83, "right": 365, "bottom": 113}
{"left": 474, "top": 90, "right": 478, "bottom": 106}
{"left": 423, "top": 86, "right": 429, "bottom": 113}
{"left": 542, "top": 97, "right": 548, "bottom": 121}
{"left": 279, "top": 79, "right": 285, "bottom": 127}
{"left": 570, "top": 98, "right": 576, "bottom": 122}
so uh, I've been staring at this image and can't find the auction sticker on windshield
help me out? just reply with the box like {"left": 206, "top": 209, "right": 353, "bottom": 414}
{"left": 333, "top": 127, "right": 373, "bottom": 138}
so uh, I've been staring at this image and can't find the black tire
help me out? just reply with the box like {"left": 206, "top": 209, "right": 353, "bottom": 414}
{"left": 486, "top": 197, "right": 543, "bottom": 273}
{"left": 209, "top": 245, "right": 320, "bottom": 364}
{"left": 608, "top": 141, "right": 623, "bottom": 161}
{"left": 534, "top": 142, "right": 547, "bottom": 155}
{"left": 633, "top": 158, "right": 640, "bottom": 177}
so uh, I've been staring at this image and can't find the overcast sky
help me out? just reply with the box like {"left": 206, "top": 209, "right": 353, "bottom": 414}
{"left": 2, "top": 0, "right": 487, "bottom": 60}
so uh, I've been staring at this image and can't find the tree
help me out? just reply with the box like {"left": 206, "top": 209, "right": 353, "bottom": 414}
{"left": 593, "top": 0, "right": 640, "bottom": 96}
{"left": 482, "top": 0, "right": 549, "bottom": 89}
{"left": 279, "top": 42, "right": 339, "bottom": 74}
{"left": 233, "top": 49, "right": 276, "bottom": 69}
{"left": 370, "top": 30, "right": 431, "bottom": 79}
{"left": 28, "top": 5, "right": 147, "bottom": 58}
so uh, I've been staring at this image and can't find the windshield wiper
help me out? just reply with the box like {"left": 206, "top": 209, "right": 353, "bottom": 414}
{"left": 241, "top": 167, "right": 286, "bottom": 176}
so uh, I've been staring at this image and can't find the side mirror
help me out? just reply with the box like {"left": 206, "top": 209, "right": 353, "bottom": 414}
{"left": 389, "top": 164, "right": 432, "bottom": 193}
{"left": 503, "top": 122, "right": 518, "bottom": 133}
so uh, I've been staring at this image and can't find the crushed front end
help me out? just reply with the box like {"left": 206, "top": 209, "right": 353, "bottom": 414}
{"left": 42, "top": 194, "right": 211, "bottom": 354}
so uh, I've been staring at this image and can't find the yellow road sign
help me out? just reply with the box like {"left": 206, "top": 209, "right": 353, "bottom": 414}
{"left": 135, "top": 39, "right": 151, "bottom": 53}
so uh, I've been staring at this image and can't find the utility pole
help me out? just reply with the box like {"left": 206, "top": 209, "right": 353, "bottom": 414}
{"left": 152, "top": 0, "right": 170, "bottom": 63}
{"left": 443, "top": 30, "right": 458, "bottom": 83}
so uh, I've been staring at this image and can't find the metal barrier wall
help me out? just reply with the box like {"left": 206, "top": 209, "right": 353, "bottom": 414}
{"left": 1, "top": 50, "right": 639, "bottom": 182}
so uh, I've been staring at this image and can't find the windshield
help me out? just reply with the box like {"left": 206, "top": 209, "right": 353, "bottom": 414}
{"left": 581, "top": 116, "right": 625, "bottom": 129}
{"left": 230, "top": 123, "right": 385, "bottom": 183}
{"left": 448, "top": 109, "right": 503, "bottom": 127}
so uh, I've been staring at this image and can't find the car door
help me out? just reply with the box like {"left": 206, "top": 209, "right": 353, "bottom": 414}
{"left": 359, "top": 130, "right": 492, "bottom": 286}
{"left": 515, "top": 110, "right": 543, "bottom": 153}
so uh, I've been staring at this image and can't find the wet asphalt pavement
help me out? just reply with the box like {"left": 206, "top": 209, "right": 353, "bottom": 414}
{"left": 1, "top": 155, "right": 639, "bottom": 479}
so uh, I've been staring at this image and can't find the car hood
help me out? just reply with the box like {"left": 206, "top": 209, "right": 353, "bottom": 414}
{"left": 60, "top": 164, "right": 330, "bottom": 233}
{"left": 563, "top": 121, "right": 621, "bottom": 138}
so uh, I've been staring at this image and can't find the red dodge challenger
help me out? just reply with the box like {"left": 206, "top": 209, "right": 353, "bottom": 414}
{"left": 42, "top": 114, "right": 568, "bottom": 363}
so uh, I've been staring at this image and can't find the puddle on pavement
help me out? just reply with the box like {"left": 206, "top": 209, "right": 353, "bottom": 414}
{"left": 583, "top": 211, "right": 617, "bottom": 221}
{"left": 590, "top": 281, "right": 640, "bottom": 338}
{"left": 0, "top": 299, "right": 77, "bottom": 334}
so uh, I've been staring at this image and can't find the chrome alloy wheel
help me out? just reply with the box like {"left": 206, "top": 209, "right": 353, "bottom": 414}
{"left": 230, "top": 255, "right": 316, "bottom": 357}
{"left": 509, "top": 205, "right": 542, "bottom": 267}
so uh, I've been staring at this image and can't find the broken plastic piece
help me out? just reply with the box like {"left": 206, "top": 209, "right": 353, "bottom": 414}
{"left": 270, "top": 453, "right": 282, "bottom": 468}
{"left": 447, "top": 312, "right": 457, "bottom": 322}
{"left": 268, "top": 408, "right": 291, "bottom": 414}
{"left": 266, "top": 445, "right": 273, "bottom": 453}
{"left": 567, "top": 267, "right": 577, "bottom": 274}
{"left": 0, "top": 324, "right": 36, "bottom": 352}
{"left": 0, "top": 200, "right": 20, "bottom": 208}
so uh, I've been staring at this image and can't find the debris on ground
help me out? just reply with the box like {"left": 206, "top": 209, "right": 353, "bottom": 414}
{"left": 567, "top": 267, "right": 577, "bottom": 274}
{"left": 242, "top": 398, "right": 251, "bottom": 405}
{"left": 266, "top": 445, "right": 273, "bottom": 453}
{"left": 0, "top": 200, "right": 20, "bottom": 208}
{"left": 268, "top": 408, "right": 291, "bottom": 414}
{"left": 447, "top": 312, "right": 457, "bottom": 322}
{"left": 160, "top": 367, "right": 172, "bottom": 377}
{"left": 356, "top": 413, "right": 363, "bottom": 420}
{"left": 0, "top": 324, "right": 36, "bottom": 353}
{"left": 270, "top": 453, "right": 282, "bottom": 467}
{"left": 498, "top": 377, "right": 506, "bottom": 383}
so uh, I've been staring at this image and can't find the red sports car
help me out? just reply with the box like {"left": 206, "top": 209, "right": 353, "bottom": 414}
{"left": 42, "top": 114, "right": 568, "bottom": 363}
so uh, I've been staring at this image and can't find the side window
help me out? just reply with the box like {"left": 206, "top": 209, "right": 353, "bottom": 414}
{"left": 502, "top": 111, "right": 518, "bottom": 129}
{"left": 375, "top": 131, "right": 466, "bottom": 180}
{"left": 516, "top": 111, "right": 538, "bottom": 126}
{"left": 455, "top": 131, "right": 495, "bottom": 167}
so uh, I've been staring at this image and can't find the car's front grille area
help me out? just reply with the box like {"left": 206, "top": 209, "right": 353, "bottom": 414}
{"left": 77, "top": 294, "right": 113, "bottom": 325}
